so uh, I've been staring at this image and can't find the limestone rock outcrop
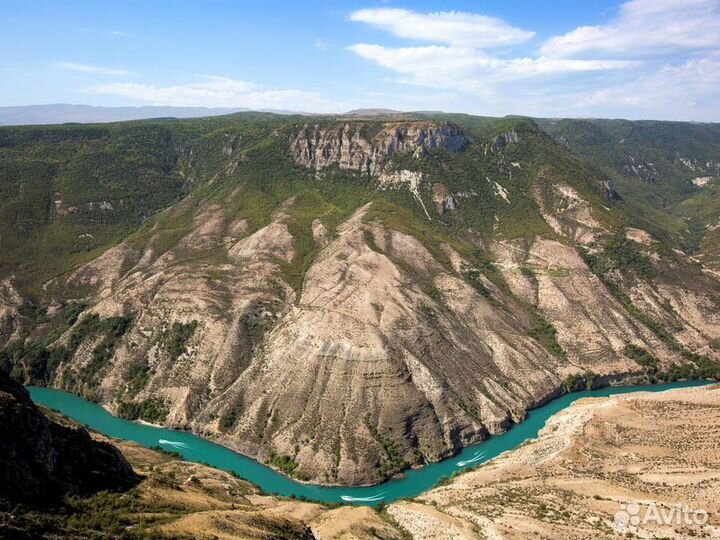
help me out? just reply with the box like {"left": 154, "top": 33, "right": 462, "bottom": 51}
{"left": 489, "top": 130, "right": 520, "bottom": 153}
{"left": 431, "top": 183, "right": 459, "bottom": 214}
{"left": 289, "top": 121, "right": 470, "bottom": 176}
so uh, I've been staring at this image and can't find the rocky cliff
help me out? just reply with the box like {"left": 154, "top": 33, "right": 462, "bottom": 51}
{"left": 289, "top": 121, "right": 470, "bottom": 175}
{"left": 0, "top": 371, "right": 139, "bottom": 506}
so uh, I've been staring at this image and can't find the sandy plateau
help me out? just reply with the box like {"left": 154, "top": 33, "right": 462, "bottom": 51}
{"left": 387, "top": 384, "right": 720, "bottom": 540}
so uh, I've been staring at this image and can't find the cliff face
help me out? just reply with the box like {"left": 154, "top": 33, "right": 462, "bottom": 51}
{"left": 289, "top": 121, "right": 470, "bottom": 175}
{"left": 0, "top": 371, "right": 139, "bottom": 506}
{"left": 0, "top": 279, "right": 22, "bottom": 349}
{"left": 489, "top": 130, "right": 520, "bottom": 153}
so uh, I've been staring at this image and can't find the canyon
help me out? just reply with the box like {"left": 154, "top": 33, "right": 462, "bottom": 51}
{"left": 1, "top": 113, "right": 719, "bottom": 488}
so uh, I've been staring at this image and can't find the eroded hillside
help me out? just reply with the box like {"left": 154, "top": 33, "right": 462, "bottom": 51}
{"left": 1, "top": 113, "right": 719, "bottom": 485}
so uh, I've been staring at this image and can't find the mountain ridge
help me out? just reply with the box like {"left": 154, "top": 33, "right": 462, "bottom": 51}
{"left": 1, "top": 112, "right": 718, "bottom": 485}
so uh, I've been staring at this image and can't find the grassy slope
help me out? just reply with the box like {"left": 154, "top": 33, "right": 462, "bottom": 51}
{"left": 0, "top": 113, "right": 303, "bottom": 295}
{"left": 0, "top": 113, "right": 608, "bottom": 296}
{"left": 0, "top": 122, "right": 189, "bottom": 294}
{"left": 538, "top": 117, "right": 720, "bottom": 252}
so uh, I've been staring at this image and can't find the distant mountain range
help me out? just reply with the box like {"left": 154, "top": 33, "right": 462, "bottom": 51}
{"left": 0, "top": 104, "right": 319, "bottom": 125}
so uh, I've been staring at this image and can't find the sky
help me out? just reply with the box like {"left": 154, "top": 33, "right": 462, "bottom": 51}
{"left": 1, "top": 0, "right": 719, "bottom": 121}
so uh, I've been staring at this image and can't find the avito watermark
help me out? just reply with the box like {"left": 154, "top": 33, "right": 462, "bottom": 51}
{"left": 614, "top": 501, "right": 709, "bottom": 532}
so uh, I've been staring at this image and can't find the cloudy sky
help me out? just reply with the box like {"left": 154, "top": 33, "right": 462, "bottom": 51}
{"left": 1, "top": 0, "right": 718, "bottom": 120}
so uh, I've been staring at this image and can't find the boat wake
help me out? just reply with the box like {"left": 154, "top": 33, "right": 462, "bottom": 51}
{"left": 158, "top": 439, "right": 191, "bottom": 449}
{"left": 457, "top": 452, "right": 486, "bottom": 467}
{"left": 340, "top": 492, "right": 386, "bottom": 503}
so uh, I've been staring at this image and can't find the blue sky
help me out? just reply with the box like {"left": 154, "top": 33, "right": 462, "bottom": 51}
{"left": 1, "top": 0, "right": 718, "bottom": 120}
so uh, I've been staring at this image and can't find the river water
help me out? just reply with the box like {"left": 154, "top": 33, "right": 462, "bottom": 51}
{"left": 28, "top": 380, "right": 711, "bottom": 505}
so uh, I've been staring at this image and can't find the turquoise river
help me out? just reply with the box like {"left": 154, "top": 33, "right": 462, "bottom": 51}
{"left": 28, "top": 381, "right": 711, "bottom": 505}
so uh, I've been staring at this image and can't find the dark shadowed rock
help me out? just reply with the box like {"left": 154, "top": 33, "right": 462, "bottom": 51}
{"left": 603, "top": 178, "right": 623, "bottom": 202}
{"left": 490, "top": 130, "right": 520, "bottom": 153}
{"left": 0, "top": 372, "right": 139, "bottom": 507}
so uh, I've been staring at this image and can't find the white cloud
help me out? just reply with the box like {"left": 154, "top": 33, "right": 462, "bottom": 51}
{"left": 314, "top": 38, "right": 329, "bottom": 51}
{"left": 349, "top": 8, "right": 534, "bottom": 48}
{"left": 346, "top": 2, "right": 720, "bottom": 120}
{"left": 349, "top": 44, "right": 636, "bottom": 91}
{"left": 55, "top": 62, "right": 132, "bottom": 76}
{"left": 541, "top": 0, "right": 720, "bottom": 57}
{"left": 84, "top": 75, "right": 344, "bottom": 112}
{"left": 347, "top": 7, "right": 635, "bottom": 92}
{"left": 573, "top": 57, "right": 720, "bottom": 119}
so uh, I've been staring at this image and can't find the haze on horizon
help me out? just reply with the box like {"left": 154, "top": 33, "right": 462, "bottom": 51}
{"left": 1, "top": 0, "right": 719, "bottom": 122}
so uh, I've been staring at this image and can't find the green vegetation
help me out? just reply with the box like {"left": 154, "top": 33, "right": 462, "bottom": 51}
{"left": 463, "top": 267, "right": 491, "bottom": 297}
{"left": 363, "top": 229, "right": 379, "bottom": 252}
{"left": 44, "top": 302, "right": 87, "bottom": 344}
{"left": 623, "top": 342, "right": 720, "bottom": 382}
{"left": 624, "top": 344, "right": 659, "bottom": 373}
{"left": 0, "top": 340, "right": 57, "bottom": 383}
{"left": 419, "top": 303, "right": 438, "bottom": 323}
{"left": 603, "top": 236, "right": 654, "bottom": 278}
{"left": 218, "top": 405, "right": 241, "bottom": 432}
{"left": 218, "top": 412, "right": 236, "bottom": 432}
{"left": 582, "top": 243, "right": 720, "bottom": 383}
{"left": 531, "top": 313, "right": 565, "bottom": 358}
{"left": 148, "top": 445, "right": 182, "bottom": 459}
{"left": 0, "top": 122, "right": 199, "bottom": 295}
{"left": 562, "top": 371, "right": 598, "bottom": 393}
{"left": 365, "top": 415, "right": 409, "bottom": 478}
{"left": 583, "top": 235, "right": 653, "bottom": 280}
{"left": 667, "top": 356, "right": 720, "bottom": 381}
{"left": 0, "top": 313, "right": 132, "bottom": 386}
{"left": 163, "top": 320, "right": 198, "bottom": 361}
{"left": 117, "top": 398, "right": 169, "bottom": 424}
{"left": 539, "top": 117, "right": 720, "bottom": 254}
{"left": 0, "top": 487, "right": 181, "bottom": 539}
{"left": 78, "top": 315, "right": 133, "bottom": 387}
{"left": 266, "top": 450, "right": 298, "bottom": 476}
{"left": 124, "top": 359, "right": 151, "bottom": 395}
{"left": 654, "top": 357, "right": 720, "bottom": 382}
